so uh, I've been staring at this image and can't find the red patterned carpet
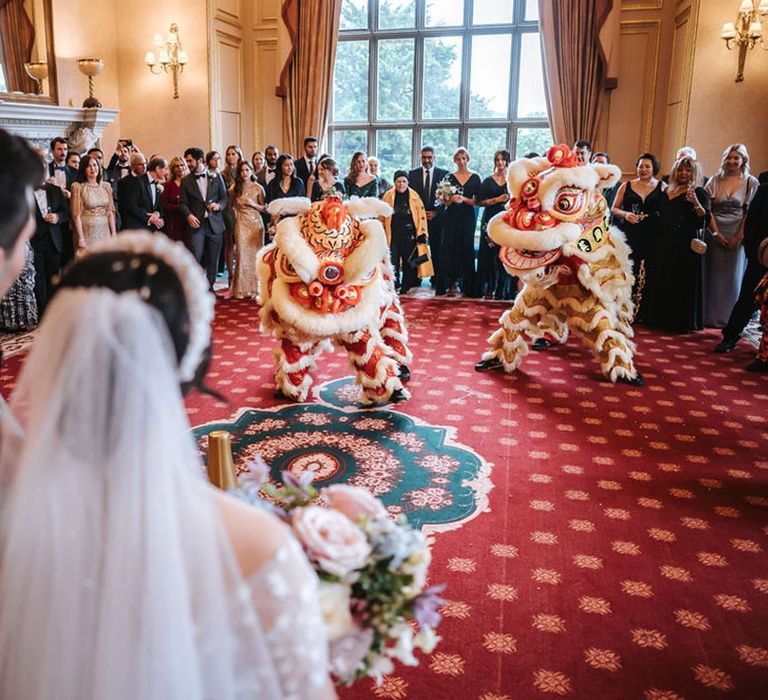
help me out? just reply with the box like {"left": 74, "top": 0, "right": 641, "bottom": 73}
{"left": 2, "top": 296, "right": 767, "bottom": 699}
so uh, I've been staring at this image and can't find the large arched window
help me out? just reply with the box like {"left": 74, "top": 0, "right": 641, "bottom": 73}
{"left": 328, "top": 0, "right": 551, "bottom": 177}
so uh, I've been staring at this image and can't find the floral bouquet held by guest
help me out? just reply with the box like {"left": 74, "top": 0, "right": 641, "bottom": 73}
{"left": 237, "top": 462, "right": 445, "bottom": 685}
{"left": 434, "top": 177, "right": 457, "bottom": 206}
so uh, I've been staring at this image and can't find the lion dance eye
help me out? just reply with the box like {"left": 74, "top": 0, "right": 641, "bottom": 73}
{"left": 554, "top": 189, "right": 583, "bottom": 215}
{"left": 521, "top": 178, "right": 539, "bottom": 198}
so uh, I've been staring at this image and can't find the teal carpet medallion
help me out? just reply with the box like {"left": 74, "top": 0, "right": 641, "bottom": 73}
{"left": 193, "top": 378, "right": 492, "bottom": 532}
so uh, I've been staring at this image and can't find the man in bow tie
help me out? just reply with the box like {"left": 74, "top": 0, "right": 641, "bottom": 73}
{"left": 124, "top": 157, "right": 168, "bottom": 232}
{"left": 106, "top": 140, "right": 133, "bottom": 185}
{"left": 45, "top": 137, "right": 77, "bottom": 265}
{"left": 294, "top": 136, "right": 318, "bottom": 189}
{"left": 46, "top": 137, "right": 76, "bottom": 198}
{"left": 256, "top": 145, "right": 280, "bottom": 188}
{"left": 179, "top": 146, "right": 229, "bottom": 291}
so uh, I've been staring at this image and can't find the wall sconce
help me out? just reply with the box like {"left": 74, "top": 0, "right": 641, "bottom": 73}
{"left": 77, "top": 58, "right": 104, "bottom": 108}
{"left": 24, "top": 61, "right": 48, "bottom": 95}
{"left": 721, "top": 0, "right": 768, "bottom": 82}
{"left": 144, "top": 23, "right": 188, "bottom": 99}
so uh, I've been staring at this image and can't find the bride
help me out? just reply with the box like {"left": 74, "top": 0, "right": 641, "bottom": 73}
{"left": 0, "top": 232, "right": 336, "bottom": 699}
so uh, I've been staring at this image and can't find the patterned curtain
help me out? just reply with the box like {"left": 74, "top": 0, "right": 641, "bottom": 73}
{"left": 278, "top": 0, "right": 342, "bottom": 155}
{"left": 0, "top": 0, "right": 36, "bottom": 94}
{"left": 538, "top": 0, "right": 613, "bottom": 147}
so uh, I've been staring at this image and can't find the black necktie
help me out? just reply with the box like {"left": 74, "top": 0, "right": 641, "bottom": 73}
{"left": 424, "top": 169, "right": 431, "bottom": 200}
{"left": 194, "top": 173, "right": 206, "bottom": 179}
{"left": 308, "top": 160, "right": 314, "bottom": 176}
{"left": 54, "top": 165, "right": 66, "bottom": 171}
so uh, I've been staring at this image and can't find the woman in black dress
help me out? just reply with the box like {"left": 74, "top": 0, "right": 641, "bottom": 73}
{"left": 439, "top": 147, "right": 481, "bottom": 297}
{"left": 264, "top": 154, "right": 305, "bottom": 242}
{"left": 476, "top": 149, "right": 514, "bottom": 300}
{"left": 265, "top": 154, "right": 306, "bottom": 202}
{"left": 310, "top": 157, "right": 346, "bottom": 202}
{"left": 643, "top": 156, "right": 710, "bottom": 332}
{"left": 611, "top": 152, "right": 666, "bottom": 317}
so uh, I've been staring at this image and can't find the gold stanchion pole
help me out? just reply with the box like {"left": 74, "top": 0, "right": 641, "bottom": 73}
{"left": 206, "top": 430, "right": 238, "bottom": 490}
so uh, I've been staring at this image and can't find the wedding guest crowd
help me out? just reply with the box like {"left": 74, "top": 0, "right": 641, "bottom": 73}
{"left": 4, "top": 131, "right": 767, "bottom": 373}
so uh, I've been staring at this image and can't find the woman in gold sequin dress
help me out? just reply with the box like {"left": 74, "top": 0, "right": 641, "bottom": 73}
{"left": 229, "top": 160, "right": 266, "bottom": 299}
{"left": 71, "top": 154, "right": 116, "bottom": 252}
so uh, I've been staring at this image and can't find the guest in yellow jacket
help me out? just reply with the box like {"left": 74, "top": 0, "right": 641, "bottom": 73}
{"left": 382, "top": 170, "right": 433, "bottom": 293}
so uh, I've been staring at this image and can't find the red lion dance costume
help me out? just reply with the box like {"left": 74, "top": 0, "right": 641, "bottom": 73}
{"left": 476, "top": 145, "right": 643, "bottom": 385}
{"left": 257, "top": 195, "right": 412, "bottom": 404}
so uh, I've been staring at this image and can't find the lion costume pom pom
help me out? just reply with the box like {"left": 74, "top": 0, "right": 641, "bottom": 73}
{"left": 475, "top": 144, "right": 643, "bottom": 385}
{"left": 257, "top": 195, "right": 413, "bottom": 404}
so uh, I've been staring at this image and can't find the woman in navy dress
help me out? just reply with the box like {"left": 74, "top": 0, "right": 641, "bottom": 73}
{"left": 476, "top": 149, "right": 513, "bottom": 300}
{"left": 439, "top": 147, "right": 481, "bottom": 297}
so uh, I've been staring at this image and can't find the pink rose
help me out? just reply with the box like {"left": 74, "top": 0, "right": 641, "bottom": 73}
{"left": 325, "top": 484, "right": 387, "bottom": 521}
{"left": 292, "top": 506, "right": 371, "bottom": 578}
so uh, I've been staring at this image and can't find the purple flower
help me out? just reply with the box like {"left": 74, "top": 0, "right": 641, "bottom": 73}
{"left": 413, "top": 584, "right": 447, "bottom": 629}
{"left": 282, "top": 469, "right": 314, "bottom": 492}
{"left": 241, "top": 455, "right": 270, "bottom": 487}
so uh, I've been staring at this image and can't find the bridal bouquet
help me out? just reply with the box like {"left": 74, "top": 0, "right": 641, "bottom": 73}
{"left": 236, "top": 460, "right": 445, "bottom": 685}
{"left": 434, "top": 177, "right": 456, "bottom": 205}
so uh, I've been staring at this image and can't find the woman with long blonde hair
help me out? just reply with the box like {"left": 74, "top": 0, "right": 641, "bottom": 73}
{"left": 703, "top": 143, "right": 759, "bottom": 327}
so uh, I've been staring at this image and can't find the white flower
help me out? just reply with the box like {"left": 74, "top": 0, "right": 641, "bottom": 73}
{"left": 387, "top": 623, "right": 418, "bottom": 666}
{"left": 401, "top": 545, "right": 431, "bottom": 592}
{"left": 368, "top": 654, "right": 394, "bottom": 685}
{"left": 317, "top": 581, "right": 355, "bottom": 641}
{"left": 328, "top": 629, "right": 373, "bottom": 680}
{"left": 413, "top": 625, "right": 441, "bottom": 654}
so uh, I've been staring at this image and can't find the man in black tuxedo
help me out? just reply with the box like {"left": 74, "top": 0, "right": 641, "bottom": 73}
{"left": 256, "top": 145, "right": 279, "bottom": 188}
{"left": 293, "top": 137, "right": 318, "bottom": 189}
{"left": 46, "top": 137, "right": 76, "bottom": 266}
{"left": 46, "top": 137, "right": 76, "bottom": 197}
{"left": 179, "top": 147, "right": 229, "bottom": 290}
{"left": 408, "top": 146, "right": 448, "bottom": 293}
{"left": 117, "top": 153, "right": 147, "bottom": 231}
{"left": 105, "top": 140, "right": 133, "bottom": 184}
{"left": 31, "top": 181, "right": 69, "bottom": 316}
{"left": 124, "top": 157, "right": 168, "bottom": 232}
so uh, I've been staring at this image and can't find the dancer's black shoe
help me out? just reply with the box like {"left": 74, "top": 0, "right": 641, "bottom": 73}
{"left": 617, "top": 373, "right": 644, "bottom": 386}
{"left": 474, "top": 357, "right": 503, "bottom": 372}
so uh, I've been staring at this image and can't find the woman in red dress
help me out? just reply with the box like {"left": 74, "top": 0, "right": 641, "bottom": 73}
{"left": 160, "top": 156, "right": 189, "bottom": 242}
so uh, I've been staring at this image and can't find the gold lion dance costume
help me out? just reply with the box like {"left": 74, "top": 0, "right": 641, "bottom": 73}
{"left": 258, "top": 195, "right": 412, "bottom": 404}
{"left": 475, "top": 145, "right": 643, "bottom": 385}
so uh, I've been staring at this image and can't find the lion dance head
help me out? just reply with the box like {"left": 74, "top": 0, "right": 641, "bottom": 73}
{"left": 489, "top": 144, "right": 622, "bottom": 283}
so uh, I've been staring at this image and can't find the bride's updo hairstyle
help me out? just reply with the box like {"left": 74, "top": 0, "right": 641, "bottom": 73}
{"left": 55, "top": 232, "right": 216, "bottom": 396}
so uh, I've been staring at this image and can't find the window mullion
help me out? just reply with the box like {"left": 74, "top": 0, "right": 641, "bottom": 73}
{"left": 508, "top": 26, "right": 521, "bottom": 128}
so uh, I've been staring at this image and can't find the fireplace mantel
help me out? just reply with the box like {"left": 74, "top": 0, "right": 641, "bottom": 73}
{"left": 0, "top": 102, "right": 119, "bottom": 152}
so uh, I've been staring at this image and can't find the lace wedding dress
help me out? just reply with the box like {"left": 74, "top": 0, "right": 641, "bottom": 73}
{"left": 0, "top": 287, "right": 330, "bottom": 699}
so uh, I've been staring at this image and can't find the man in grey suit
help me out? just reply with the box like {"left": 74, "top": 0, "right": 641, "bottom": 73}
{"left": 179, "top": 147, "right": 229, "bottom": 290}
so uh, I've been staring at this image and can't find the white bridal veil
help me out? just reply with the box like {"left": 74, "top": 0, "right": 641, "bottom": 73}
{"left": 0, "top": 287, "right": 282, "bottom": 699}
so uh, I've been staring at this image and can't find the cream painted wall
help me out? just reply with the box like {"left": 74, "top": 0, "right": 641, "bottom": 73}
{"left": 686, "top": 0, "right": 768, "bottom": 176}
{"left": 51, "top": 0, "right": 210, "bottom": 157}
{"left": 112, "top": 0, "right": 211, "bottom": 158}
{"left": 51, "top": 0, "right": 122, "bottom": 147}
